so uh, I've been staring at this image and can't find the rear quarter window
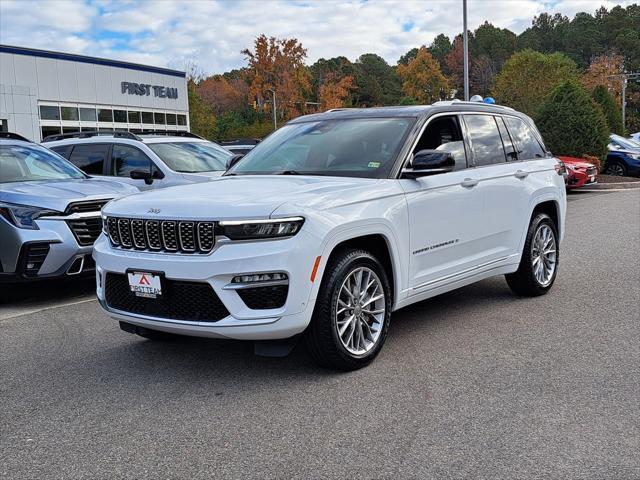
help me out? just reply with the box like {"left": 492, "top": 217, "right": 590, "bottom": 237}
{"left": 504, "top": 116, "right": 545, "bottom": 160}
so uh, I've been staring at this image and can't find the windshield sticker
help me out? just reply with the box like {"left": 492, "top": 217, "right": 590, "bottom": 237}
{"left": 367, "top": 161, "right": 381, "bottom": 168}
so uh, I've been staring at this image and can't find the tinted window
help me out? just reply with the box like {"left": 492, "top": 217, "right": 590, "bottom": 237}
{"left": 68, "top": 144, "right": 109, "bottom": 175}
{"left": 50, "top": 145, "right": 71, "bottom": 159}
{"left": 41, "top": 126, "right": 61, "bottom": 140}
{"left": 40, "top": 105, "right": 60, "bottom": 120}
{"left": 98, "top": 109, "right": 113, "bottom": 122}
{"left": 463, "top": 115, "right": 506, "bottom": 166}
{"left": 177, "top": 114, "right": 187, "bottom": 126}
{"left": 111, "top": 144, "right": 153, "bottom": 177}
{"left": 154, "top": 112, "right": 165, "bottom": 125}
{"left": 504, "top": 116, "right": 545, "bottom": 160}
{"left": 114, "top": 110, "right": 127, "bottom": 123}
{"left": 79, "top": 108, "right": 97, "bottom": 122}
{"left": 128, "top": 111, "right": 141, "bottom": 123}
{"left": 141, "top": 111, "right": 154, "bottom": 124}
{"left": 414, "top": 115, "right": 467, "bottom": 170}
{"left": 496, "top": 117, "right": 517, "bottom": 161}
{"left": 166, "top": 114, "right": 177, "bottom": 125}
{"left": 61, "top": 107, "right": 79, "bottom": 121}
{"left": 0, "top": 144, "right": 85, "bottom": 183}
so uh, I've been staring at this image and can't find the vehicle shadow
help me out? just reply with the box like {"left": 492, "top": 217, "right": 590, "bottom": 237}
{"left": 0, "top": 277, "right": 95, "bottom": 308}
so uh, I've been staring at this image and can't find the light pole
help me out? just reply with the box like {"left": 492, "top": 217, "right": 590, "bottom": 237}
{"left": 268, "top": 88, "right": 277, "bottom": 130}
{"left": 608, "top": 72, "right": 639, "bottom": 133}
{"left": 463, "top": 0, "right": 469, "bottom": 101}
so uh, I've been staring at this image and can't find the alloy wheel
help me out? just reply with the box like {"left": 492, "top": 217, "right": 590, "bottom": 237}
{"left": 335, "top": 267, "right": 386, "bottom": 355}
{"left": 607, "top": 163, "right": 625, "bottom": 176}
{"left": 531, "top": 224, "right": 557, "bottom": 287}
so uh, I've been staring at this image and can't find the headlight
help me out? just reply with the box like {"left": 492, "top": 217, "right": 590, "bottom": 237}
{"left": 219, "top": 217, "right": 304, "bottom": 240}
{"left": 0, "top": 202, "right": 61, "bottom": 230}
{"left": 565, "top": 164, "right": 577, "bottom": 171}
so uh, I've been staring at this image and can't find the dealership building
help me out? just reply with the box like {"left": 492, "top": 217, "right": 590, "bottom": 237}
{"left": 0, "top": 45, "right": 189, "bottom": 142}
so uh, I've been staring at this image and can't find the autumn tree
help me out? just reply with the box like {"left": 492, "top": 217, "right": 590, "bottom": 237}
{"left": 319, "top": 73, "right": 354, "bottom": 110}
{"left": 187, "top": 81, "right": 217, "bottom": 140}
{"left": 445, "top": 35, "right": 473, "bottom": 95}
{"left": 582, "top": 53, "right": 625, "bottom": 105}
{"left": 242, "top": 35, "right": 312, "bottom": 119}
{"left": 471, "top": 55, "right": 496, "bottom": 97}
{"left": 492, "top": 50, "right": 579, "bottom": 117}
{"left": 396, "top": 47, "right": 448, "bottom": 104}
{"left": 197, "top": 74, "right": 247, "bottom": 116}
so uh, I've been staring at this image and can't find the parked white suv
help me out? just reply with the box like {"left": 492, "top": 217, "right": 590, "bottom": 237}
{"left": 94, "top": 102, "right": 566, "bottom": 370}
{"left": 43, "top": 131, "right": 232, "bottom": 190}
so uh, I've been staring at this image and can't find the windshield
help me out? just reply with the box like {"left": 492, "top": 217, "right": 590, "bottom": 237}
{"left": 228, "top": 118, "right": 414, "bottom": 178}
{"left": 0, "top": 144, "right": 86, "bottom": 183}
{"left": 147, "top": 141, "right": 232, "bottom": 173}
{"left": 611, "top": 134, "right": 640, "bottom": 150}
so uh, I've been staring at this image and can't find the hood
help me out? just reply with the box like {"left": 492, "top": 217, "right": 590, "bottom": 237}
{"left": 180, "top": 170, "right": 224, "bottom": 182}
{"left": 0, "top": 178, "right": 137, "bottom": 212}
{"left": 558, "top": 157, "right": 594, "bottom": 169}
{"left": 104, "top": 175, "right": 393, "bottom": 220}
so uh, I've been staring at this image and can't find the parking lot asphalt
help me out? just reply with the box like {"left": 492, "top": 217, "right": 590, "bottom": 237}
{"left": 1, "top": 189, "right": 639, "bottom": 479}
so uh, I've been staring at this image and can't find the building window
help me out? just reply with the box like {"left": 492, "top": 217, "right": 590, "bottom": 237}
{"left": 79, "top": 108, "right": 97, "bottom": 122}
{"left": 154, "top": 112, "right": 165, "bottom": 125}
{"left": 62, "top": 127, "right": 80, "bottom": 134}
{"left": 141, "top": 111, "right": 154, "bottom": 124}
{"left": 98, "top": 109, "right": 113, "bottom": 122}
{"left": 166, "top": 113, "right": 177, "bottom": 125}
{"left": 177, "top": 114, "right": 187, "bottom": 126}
{"left": 40, "top": 105, "right": 60, "bottom": 121}
{"left": 61, "top": 107, "right": 79, "bottom": 121}
{"left": 128, "top": 111, "right": 141, "bottom": 123}
{"left": 114, "top": 110, "right": 127, "bottom": 123}
{"left": 41, "top": 126, "right": 61, "bottom": 140}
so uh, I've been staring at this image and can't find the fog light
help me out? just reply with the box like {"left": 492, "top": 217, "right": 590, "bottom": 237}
{"left": 232, "top": 272, "right": 288, "bottom": 284}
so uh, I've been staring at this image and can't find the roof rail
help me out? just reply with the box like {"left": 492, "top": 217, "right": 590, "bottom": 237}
{"left": 0, "top": 132, "right": 32, "bottom": 142}
{"left": 41, "top": 130, "right": 141, "bottom": 143}
{"left": 138, "top": 130, "right": 204, "bottom": 140}
{"left": 219, "top": 138, "right": 261, "bottom": 146}
{"left": 432, "top": 100, "right": 514, "bottom": 110}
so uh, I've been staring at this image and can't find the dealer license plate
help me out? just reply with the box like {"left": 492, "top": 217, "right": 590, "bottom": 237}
{"left": 127, "top": 271, "right": 162, "bottom": 299}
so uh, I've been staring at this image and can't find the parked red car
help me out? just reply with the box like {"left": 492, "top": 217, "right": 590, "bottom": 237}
{"left": 558, "top": 156, "right": 598, "bottom": 189}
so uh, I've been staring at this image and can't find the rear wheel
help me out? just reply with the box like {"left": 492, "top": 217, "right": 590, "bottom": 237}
{"left": 605, "top": 160, "right": 627, "bottom": 176}
{"left": 506, "top": 213, "right": 559, "bottom": 296}
{"left": 304, "top": 249, "right": 391, "bottom": 370}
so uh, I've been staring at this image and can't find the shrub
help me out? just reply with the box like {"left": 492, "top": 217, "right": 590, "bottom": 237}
{"left": 591, "top": 85, "right": 623, "bottom": 135}
{"left": 536, "top": 81, "right": 609, "bottom": 159}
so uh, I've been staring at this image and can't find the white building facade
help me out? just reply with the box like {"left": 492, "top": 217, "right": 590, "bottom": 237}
{"left": 0, "top": 45, "right": 189, "bottom": 142}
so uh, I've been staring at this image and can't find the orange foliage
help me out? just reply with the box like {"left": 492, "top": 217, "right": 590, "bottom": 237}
{"left": 197, "top": 75, "right": 246, "bottom": 115}
{"left": 320, "top": 73, "right": 354, "bottom": 110}
{"left": 242, "top": 35, "right": 312, "bottom": 119}
{"left": 582, "top": 53, "right": 625, "bottom": 105}
{"left": 397, "top": 47, "right": 448, "bottom": 103}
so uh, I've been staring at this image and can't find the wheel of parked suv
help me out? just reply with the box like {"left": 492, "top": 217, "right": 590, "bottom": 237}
{"left": 506, "top": 213, "right": 559, "bottom": 296}
{"left": 305, "top": 249, "right": 392, "bottom": 370}
{"left": 605, "top": 160, "right": 627, "bottom": 176}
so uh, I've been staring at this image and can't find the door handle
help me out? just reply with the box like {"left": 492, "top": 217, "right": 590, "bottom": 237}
{"left": 461, "top": 178, "right": 479, "bottom": 188}
{"left": 514, "top": 169, "right": 529, "bottom": 179}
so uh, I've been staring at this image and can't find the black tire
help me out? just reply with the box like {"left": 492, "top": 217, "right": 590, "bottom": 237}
{"left": 119, "top": 321, "right": 176, "bottom": 341}
{"left": 506, "top": 213, "right": 559, "bottom": 297}
{"left": 605, "top": 160, "right": 627, "bottom": 177}
{"left": 304, "top": 249, "right": 392, "bottom": 371}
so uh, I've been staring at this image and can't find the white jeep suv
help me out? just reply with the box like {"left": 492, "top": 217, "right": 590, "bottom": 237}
{"left": 95, "top": 102, "right": 566, "bottom": 370}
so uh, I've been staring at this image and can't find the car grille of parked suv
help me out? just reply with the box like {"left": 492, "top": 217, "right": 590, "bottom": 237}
{"left": 67, "top": 217, "right": 104, "bottom": 246}
{"left": 104, "top": 273, "right": 230, "bottom": 322}
{"left": 105, "top": 217, "right": 215, "bottom": 253}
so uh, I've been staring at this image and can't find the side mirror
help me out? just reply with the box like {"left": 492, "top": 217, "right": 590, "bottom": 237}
{"left": 130, "top": 170, "right": 154, "bottom": 185}
{"left": 226, "top": 153, "right": 244, "bottom": 170}
{"left": 402, "top": 150, "right": 455, "bottom": 179}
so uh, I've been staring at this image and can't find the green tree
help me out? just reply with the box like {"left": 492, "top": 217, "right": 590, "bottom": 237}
{"left": 591, "top": 85, "right": 623, "bottom": 135}
{"left": 397, "top": 48, "right": 419, "bottom": 66}
{"left": 517, "top": 12, "right": 569, "bottom": 53}
{"left": 353, "top": 54, "right": 402, "bottom": 106}
{"left": 492, "top": 50, "right": 579, "bottom": 117}
{"left": 429, "top": 34, "right": 452, "bottom": 74}
{"left": 187, "top": 81, "right": 217, "bottom": 140}
{"left": 537, "top": 81, "right": 609, "bottom": 158}
{"left": 471, "top": 22, "right": 517, "bottom": 72}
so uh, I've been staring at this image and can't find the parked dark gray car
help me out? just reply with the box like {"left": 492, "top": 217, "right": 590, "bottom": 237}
{"left": 0, "top": 133, "right": 137, "bottom": 282}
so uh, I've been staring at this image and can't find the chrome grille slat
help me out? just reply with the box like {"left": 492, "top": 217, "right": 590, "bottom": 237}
{"left": 106, "top": 217, "right": 215, "bottom": 253}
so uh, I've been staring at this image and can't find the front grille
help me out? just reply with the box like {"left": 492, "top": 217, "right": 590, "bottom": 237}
{"left": 23, "top": 243, "right": 50, "bottom": 276}
{"left": 237, "top": 285, "right": 289, "bottom": 310}
{"left": 104, "top": 273, "right": 229, "bottom": 322}
{"left": 67, "top": 217, "right": 103, "bottom": 246}
{"left": 105, "top": 217, "right": 215, "bottom": 254}
{"left": 65, "top": 199, "right": 111, "bottom": 214}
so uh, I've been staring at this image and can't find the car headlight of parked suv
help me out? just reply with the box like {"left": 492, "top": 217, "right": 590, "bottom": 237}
{"left": 0, "top": 202, "right": 61, "bottom": 230}
{"left": 218, "top": 217, "right": 305, "bottom": 240}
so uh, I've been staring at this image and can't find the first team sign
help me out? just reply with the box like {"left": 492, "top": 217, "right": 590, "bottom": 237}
{"left": 121, "top": 81, "right": 178, "bottom": 99}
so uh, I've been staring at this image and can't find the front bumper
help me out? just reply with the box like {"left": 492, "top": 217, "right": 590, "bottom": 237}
{"left": 0, "top": 217, "right": 97, "bottom": 282}
{"left": 94, "top": 231, "right": 321, "bottom": 340}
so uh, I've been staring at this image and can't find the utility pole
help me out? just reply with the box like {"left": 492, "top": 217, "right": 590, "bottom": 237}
{"left": 608, "top": 72, "right": 639, "bottom": 133}
{"left": 268, "top": 88, "right": 277, "bottom": 130}
{"left": 463, "top": 0, "right": 469, "bottom": 101}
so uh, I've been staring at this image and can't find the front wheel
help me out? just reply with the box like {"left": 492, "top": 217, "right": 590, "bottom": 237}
{"left": 506, "top": 213, "right": 559, "bottom": 296}
{"left": 304, "top": 249, "right": 392, "bottom": 370}
{"left": 605, "top": 160, "right": 627, "bottom": 177}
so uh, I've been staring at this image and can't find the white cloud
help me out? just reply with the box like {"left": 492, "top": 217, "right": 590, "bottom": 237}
{"left": 0, "top": 0, "right": 635, "bottom": 74}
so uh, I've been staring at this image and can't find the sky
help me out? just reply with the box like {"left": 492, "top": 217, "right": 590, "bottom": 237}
{"left": 0, "top": 0, "right": 634, "bottom": 75}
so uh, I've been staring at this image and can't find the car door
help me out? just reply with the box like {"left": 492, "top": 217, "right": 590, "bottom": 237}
{"left": 461, "top": 113, "right": 534, "bottom": 262}
{"left": 109, "top": 144, "right": 165, "bottom": 191}
{"left": 400, "top": 114, "right": 486, "bottom": 292}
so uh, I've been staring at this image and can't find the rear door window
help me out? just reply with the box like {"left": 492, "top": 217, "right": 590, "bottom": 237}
{"left": 463, "top": 114, "right": 506, "bottom": 166}
{"left": 68, "top": 144, "right": 110, "bottom": 175}
{"left": 503, "top": 116, "right": 545, "bottom": 160}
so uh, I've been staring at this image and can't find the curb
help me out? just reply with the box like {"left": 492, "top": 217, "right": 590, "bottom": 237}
{"left": 580, "top": 181, "right": 640, "bottom": 190}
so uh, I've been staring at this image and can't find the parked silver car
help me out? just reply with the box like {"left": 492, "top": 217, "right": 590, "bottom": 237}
{"left": 0, "top": 133, "right": 137, "bottom": 282}
{"left": 43, "top": 131, "right": 232, "bottom": 190}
